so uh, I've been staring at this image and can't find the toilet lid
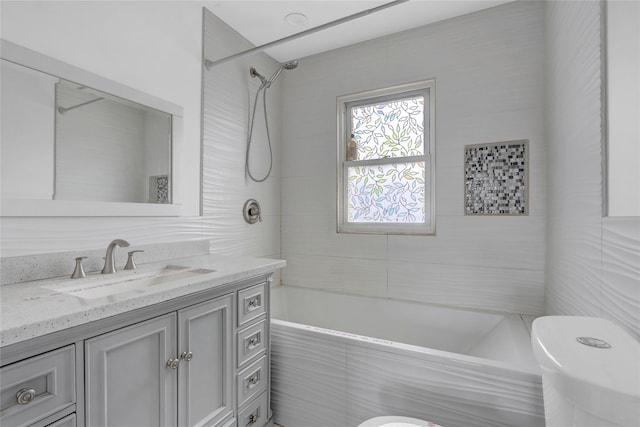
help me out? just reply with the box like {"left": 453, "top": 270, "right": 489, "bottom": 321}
{"left": 358, "top": 416, "right": 442, "bottom": 427}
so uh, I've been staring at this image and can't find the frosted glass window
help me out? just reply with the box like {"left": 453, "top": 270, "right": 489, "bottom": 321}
{"left": 347, "top": 162, "right": 426, "bottom": 223}
{"left": 338, "top": 80, "right": 435, "bottom": 235}
{"left": 351, "top": 96, "right": 424, "bottom": 160}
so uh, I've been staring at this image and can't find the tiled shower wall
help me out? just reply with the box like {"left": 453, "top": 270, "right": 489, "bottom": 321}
{"left": 280, "top": 1, "right": 547, "bottom": 315}
{"left": 545, "top": 1, "right": 640, "bottom": 339}
{"left": 202, "top": 10, "right": 282, "bottom": 260}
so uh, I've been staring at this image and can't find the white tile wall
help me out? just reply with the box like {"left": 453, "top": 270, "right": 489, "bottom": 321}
{"left": 280, "top": 1, "right": 547, "bottom": 315}
{"left": 202, "top": 10, "right": 282, "bottom": 261}
{"left": 545, "top": 1, "right": 640, "bottom": 339}
{"left": 271, "top": 322, "right": 544, "bottom": 427}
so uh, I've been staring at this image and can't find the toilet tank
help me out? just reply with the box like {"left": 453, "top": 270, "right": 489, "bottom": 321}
{"left": 531, "top": 316, "right": 640, "bottom": 427}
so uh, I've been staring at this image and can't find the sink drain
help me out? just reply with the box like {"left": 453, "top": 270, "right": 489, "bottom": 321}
{"left": 577, "top": 336, "right": 611, "bottom": 349}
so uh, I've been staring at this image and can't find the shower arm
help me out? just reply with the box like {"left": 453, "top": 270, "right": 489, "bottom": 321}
{"left": 57, "top": 97, "right": 104, "bottom": 114}
{"left": 204, "top": 0, "right": 409, "bottom": 69}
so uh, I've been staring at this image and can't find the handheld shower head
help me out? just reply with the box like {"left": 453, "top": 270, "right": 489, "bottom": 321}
{"left": 250, "top": 60, "right": 299, "bottom": 87}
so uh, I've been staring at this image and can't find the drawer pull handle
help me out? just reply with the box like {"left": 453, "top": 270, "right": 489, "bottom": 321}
{"left": 247, "top": 374, "right": 260, "bottom": 387}
{"left": 247, "top": 412, "right": 259, "bottom": 426}
{"left": 247, "top": 297, "right": 261, "bottom": 310}
{"left": 167, "top": 358, "right": 180, "bottom": 369}
{"left": 246, "top": 333, "right": 261, "bottom": 350}
{"left": 16, "top": 388, "right": 36, "bottom": 405}
{"left": 180, "top": 351, "right": 193, "bottom": 361}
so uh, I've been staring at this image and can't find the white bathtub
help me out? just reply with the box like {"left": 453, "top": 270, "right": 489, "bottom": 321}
{"left": 270, "top": 286, "right": 544, "bottom": 427}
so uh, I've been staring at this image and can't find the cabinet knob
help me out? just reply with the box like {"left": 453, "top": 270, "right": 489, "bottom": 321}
{"left": 166, "top": 358, "right": 180, "bottom": 369}
{"left": 247, "top": 336, "right": 259, "bottom": 348}
{"left": 248, "top": 374, "right": 260, "bottom": 387}
{"left": 180, "top": 351, "right": 193, "bottom": 361}
{"left": 247, "top": 413, "right": 259, "bottom": 426}
{"left": 16, "top": 388, "right": 36, "bottom": 405}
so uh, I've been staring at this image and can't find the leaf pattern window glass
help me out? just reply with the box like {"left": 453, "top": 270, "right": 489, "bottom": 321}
{"left": 338, "top": 80, "right": 435, "bottom": 234}
{"left": 347, "top": 162, "right": 425, "bottom": 223}
{"left": 351, "top": 95, "right": 424, "bottom": 161}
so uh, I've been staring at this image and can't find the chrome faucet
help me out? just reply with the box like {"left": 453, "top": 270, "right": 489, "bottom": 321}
{"left": 101, "top": 239, "right": 130, "bottom": 274}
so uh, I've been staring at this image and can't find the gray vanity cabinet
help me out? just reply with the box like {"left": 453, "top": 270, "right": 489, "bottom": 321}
{"left": 85, "top": 313, "right": 179, "bottom": 426}
{"left": 177, "top": 295, "right": 234, "bottom": 427}
{"left": 85, "top": 294, "right": 233, "bottom": 427}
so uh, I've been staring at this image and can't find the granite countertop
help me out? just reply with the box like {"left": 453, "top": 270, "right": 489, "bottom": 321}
{"left": 0, "top": 255, "right": 286, "bottom": 347}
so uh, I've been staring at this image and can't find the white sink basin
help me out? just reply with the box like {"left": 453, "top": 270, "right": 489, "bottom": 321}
{"left": 42, "top": 265, "right": 215, "bottom": 299}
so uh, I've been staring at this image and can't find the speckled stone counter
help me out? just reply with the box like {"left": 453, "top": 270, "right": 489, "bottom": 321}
{"left": 0, "top": 255, "right": 285, "bottom": 347}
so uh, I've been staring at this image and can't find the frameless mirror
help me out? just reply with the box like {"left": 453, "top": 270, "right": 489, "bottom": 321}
{"left": 1, "top": 40, "right": 183, "bottom": 216}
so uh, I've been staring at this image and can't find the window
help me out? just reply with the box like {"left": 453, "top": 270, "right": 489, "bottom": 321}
{"left": 337, "top": 80, "right": 435, "bottom": 234}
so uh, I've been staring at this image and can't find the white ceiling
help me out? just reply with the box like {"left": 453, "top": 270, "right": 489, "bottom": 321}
{"left": 205, "top": 0, "right": 512, "bottom": 62}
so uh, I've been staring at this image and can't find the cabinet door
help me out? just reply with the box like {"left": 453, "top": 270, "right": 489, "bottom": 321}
{"left": 85, "top": 313, "right": 178, "bottom": 427}
{"left": 178, "top": 294, "right": 233, "bottom": 427}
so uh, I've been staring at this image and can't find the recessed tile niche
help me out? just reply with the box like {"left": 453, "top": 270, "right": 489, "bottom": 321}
{"left": 464, "top": 140, "right": 528, "bottom": 215}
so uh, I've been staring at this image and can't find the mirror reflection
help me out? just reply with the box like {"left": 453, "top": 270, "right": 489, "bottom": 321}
{"left": 1, "top": 57, "right": 172, "bottom": 206}
{"left": 55, "top": 78, "right": 172, "bottom": 204}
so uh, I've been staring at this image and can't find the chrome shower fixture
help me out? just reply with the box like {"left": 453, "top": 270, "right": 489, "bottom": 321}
{"left": 245, "top": 59, "right": 298, "bottom": 182}
{"left": 249, "top": 60, "right": 298, "bottom": 88}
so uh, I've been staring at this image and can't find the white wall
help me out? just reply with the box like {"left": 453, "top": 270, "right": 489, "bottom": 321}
{"left": 0, "top": 1, "right": 204, "bottom": 257}
{"left": 201, "top": 10, "right": 282, "bottom": 261}
{"left": 546, "top": 1, "right": 640, "bottom": 339}
{"left": 0, "top": 60, "right": 56, "bottom": 200}
{"left": 280, "top": 1, "right": 546, "bottom": 315}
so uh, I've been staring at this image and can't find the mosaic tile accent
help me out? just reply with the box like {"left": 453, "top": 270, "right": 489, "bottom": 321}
{"left": 464, "top": 140, "right": 528, "bottom": 215}
{"left": 150, "top": 175, "right": 169, "bottom": 204}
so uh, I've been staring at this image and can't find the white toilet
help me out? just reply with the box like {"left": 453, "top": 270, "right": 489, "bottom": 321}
{"left": 531, "top": 316, "right": 640, "bottom": 427}
{"left": 358, "top": 416, "right": 441, "bottom": 427}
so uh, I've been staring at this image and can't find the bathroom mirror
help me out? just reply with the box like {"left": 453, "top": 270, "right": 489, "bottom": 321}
{"left": 604, "top": 1, "right": 639, "bottom": 217}
{"left": 0, "top": 40, "right": 184, "bottom": 216}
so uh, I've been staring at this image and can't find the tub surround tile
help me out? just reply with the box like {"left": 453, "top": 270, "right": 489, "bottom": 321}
{"left": 346, "top": 346, "right": 544, "bottom": 427}
{"left": 280, "top": 254, "right": 388, "bottom": 298}
{"left": 270, "top": 318, "right": 543, "bottom": 427}
{"left": 271, "top": 326, "right": 348, "bottom": 427}
{"left": 388, "top": 261, "right": 544, "bottom": 315}
{"left": 0, "top": 255, "right": 285, "bottom": 347}
{"left": 279, "top": 0, "right": 546, "bottom": 315}
{"left": 202, "top": 214, "right": 281, "bottom": 258}
{"left": 201, "top": 10, "right": 282, "bottom": 264}
{"left": 602, "top": 218, "right": 640, "bottom": 339}
{"left": 280, "top": 214, "right": 387, "bottom": 261}
{"left": 387, "top": 215, "right": 545, "bottom": 271}
{"left": 281, "top": 176, "right": 336, "bottom": 218}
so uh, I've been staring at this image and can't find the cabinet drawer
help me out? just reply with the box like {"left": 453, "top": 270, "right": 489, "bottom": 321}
{"left": 237, "top": 392, "right": 268, "bottom": 427}
{"left": 237, "top": 283, "right": 266, "bottom": 327}
{"left": 0, "top": 345, "right": 75, "bottom": 427}
{"left": 46, "top": 413, "right": 76, "bottom": 427}
{"left": 237, "top": 355, "right": 267, "bottom": 408}
{"left": 218, "top": 416, "right": 236, "bottom": 427}
{"left": 237, "top": 320, "right": 266, "bottom": 368}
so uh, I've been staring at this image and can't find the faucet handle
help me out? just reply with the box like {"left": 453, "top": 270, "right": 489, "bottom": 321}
{"left": 124, "top": 250, "right": 144, "bottom": 270}
{"left": 71, "top": 256, "right": 88, "bottom": 279}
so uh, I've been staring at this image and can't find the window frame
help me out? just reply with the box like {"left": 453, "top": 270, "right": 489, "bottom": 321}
{"left": 337, "top": 79, "right": 436, "bottom": 235}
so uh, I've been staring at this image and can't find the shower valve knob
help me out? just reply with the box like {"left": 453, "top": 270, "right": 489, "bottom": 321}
{"left": 243, "top": 199, "right": 262, "bottom": 224}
